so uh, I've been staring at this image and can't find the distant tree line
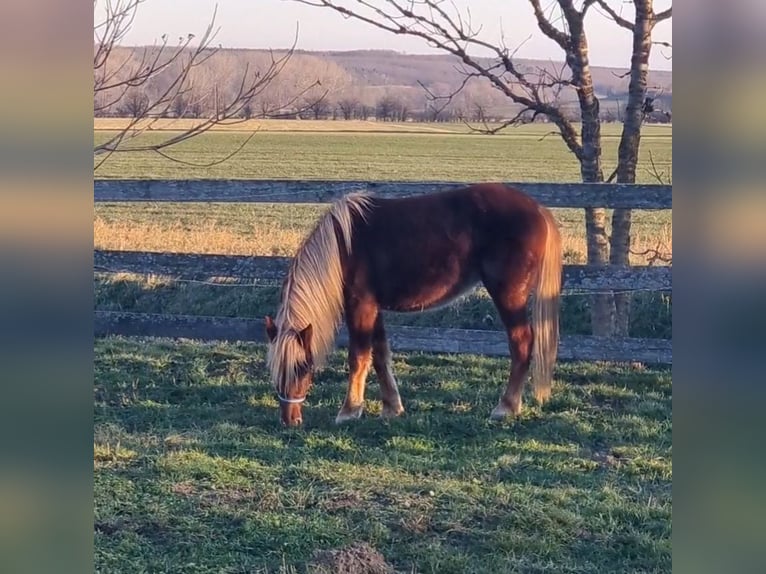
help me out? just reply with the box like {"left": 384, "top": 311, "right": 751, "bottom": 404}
{"left": 97, "top": 89, "right": 670, "bottom": 125}
{"left": 95, "top": 46, "right": 670, "bottom": 124}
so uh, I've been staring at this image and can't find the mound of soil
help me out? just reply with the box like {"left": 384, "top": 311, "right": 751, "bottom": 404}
{"left": 308, "top": 542, "right": 395, "bottom": 574}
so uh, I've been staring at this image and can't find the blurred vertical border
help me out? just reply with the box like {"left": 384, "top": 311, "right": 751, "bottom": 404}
{"left": 674, "top": 0, "right": 766, "bottom": 572}
{"left": 0, "top": 1, "right": 94, "bottom": 573}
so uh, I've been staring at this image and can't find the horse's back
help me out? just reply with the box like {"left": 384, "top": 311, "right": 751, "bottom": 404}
{"left": 375, "top": 182, "right": 537, "bottom": 209}
{"left": 345, "top": 184, "right": 548, "bottom": 311}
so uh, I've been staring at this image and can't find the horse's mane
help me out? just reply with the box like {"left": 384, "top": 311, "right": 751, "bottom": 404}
{"left": 267, "top": 191, "right": 374, "bottom": 393}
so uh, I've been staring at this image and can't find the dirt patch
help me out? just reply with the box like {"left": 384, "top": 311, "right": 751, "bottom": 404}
{"left": 589, "top": 448, "right": 628, "bottom": 469}
{"left": 134, "top": 519, "right": 171, "bottom": 544}
{"left": 308, "top": 542, "right": 395, "bottom": 574}
{"left": 171, "top": 483, "right": 284, "bottom": 512}
{"left": 95, "top": 517, "right": 171, "bottom": 544}
{"left": 399, "top": 512, "right": 432, "bottom": 534}
{"left": 95, "top": 518, "right": 127, "bottom": 536}
{"left": 171, "top": 481, "right": 197, "bottom": 496}
{"left": 320, "top": 492, "right": 365, "bottom": 512}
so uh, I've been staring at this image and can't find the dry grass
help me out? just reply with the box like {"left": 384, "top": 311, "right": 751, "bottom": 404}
{"left": 93, "top": 117, "right": 464, "bottom": 134}
{"left": 94, "top": 217, "right": 672, "bottom": 265}
{"left": 94, "top": 218, "right": 303, "bottom": 257}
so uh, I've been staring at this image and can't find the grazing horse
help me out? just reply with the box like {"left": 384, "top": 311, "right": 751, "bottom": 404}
{"left": 265, "top": 183, "right": 562, "bottom": 427}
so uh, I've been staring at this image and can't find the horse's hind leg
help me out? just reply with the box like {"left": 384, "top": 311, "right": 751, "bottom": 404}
{"left": 336, "top": 297, "right": 377, "bottom": 424}
{"left": 482, "top": 273, "right": 535, "bottom": 420}
{"left": 491, "top": 306, "right": 533, "bottom": 419}
{"left": 372, "top": 314, "right": 404, "bottom": 418}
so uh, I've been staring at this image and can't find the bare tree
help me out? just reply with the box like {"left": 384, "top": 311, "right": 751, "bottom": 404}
{"left": 470, "top": 100, "right": 490, "bottom": 123}
{"left": 598, "top": 0, "right": 672, "bottom": 335}
{"left": 303, "top": 95, "right": 331, "bottom": 119}
{"left": 359, "top": 104, "right": 374, "bottom": 120}
{"left": 170, "top": 94, "right": 187, "bottom": 118}
{"left": 93, "top": 0, "right": 323, "bottom": 169}
{"left": 423, "top": 95, "right": 449, "bottom": 122}
{"left": 398, "top": 100, "right": 410, "bottom": 122}
{"left": 337, "top": 97, "right": 360, "bottom": 120}
{"left": 240, "top": 103, "right": 254, "bottom": 119}
{"left": 376, "top": 94, "right": 400, "bottom": 121}
{"left": 293, "top": 0, "right": 671, "bottom": 337}
{"left": 116, "top": 88, "right": 149, "bottom": 117}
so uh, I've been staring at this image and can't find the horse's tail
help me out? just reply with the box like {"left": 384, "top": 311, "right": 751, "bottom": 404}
{"left": 531, "top": 205, "right": 563, "bottom": 404}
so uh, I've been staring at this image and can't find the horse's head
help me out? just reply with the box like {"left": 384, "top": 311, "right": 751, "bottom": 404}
{"left": 265, "top": 316, "right": 314, "bottom": 427}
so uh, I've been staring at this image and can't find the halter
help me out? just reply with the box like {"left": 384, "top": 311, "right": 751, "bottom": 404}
{"left": 277, "top": 393, "right": 306, "bottom": 404}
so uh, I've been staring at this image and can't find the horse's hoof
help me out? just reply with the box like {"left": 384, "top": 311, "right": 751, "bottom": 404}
{"left": 490, "top": 401, "right": 519, "bottom": 421}
{"left": 381, "top": 403, "right": 405, "bottom": 419}
{"left": 490, "top": 405, "right": 510, "bottom": 421}
{"left": 335, "top": 406, "right": 364, "bottom": 424}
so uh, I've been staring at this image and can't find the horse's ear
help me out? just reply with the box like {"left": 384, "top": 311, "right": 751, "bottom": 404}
{"left": 265, "top": 316, "right": 277, "bottom": 342}
{"left": 297, "top": 324, "right": 313, "bottom": 356}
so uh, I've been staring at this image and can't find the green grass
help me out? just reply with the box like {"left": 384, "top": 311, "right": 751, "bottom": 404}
{"left": 94, "top": 123, "right": 672, "bottom": 182}
{"left": 95, "top": 336, "right": 672, "bottom": 573}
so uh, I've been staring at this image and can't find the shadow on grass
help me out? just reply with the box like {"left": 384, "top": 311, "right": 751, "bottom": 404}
{"left": 95, "top": 336, "right": 671, "bottom": 574}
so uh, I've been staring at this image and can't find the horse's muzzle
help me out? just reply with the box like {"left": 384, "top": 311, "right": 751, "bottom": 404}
{"left": 279, "top": 399, "right": 304, "bottom": 427}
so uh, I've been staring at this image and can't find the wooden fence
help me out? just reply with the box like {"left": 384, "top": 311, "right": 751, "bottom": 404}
{"left": 94, "top": 179, "right": 672, "bottom": 364}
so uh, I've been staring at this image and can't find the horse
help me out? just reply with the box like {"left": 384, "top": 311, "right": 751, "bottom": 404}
{"left": 265, "top": 182, "right": 562, "bottom": 427}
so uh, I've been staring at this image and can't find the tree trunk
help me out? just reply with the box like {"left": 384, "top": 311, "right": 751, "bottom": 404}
{"left": 586, "top": 209, "right": 614, "bottom": 336}
{"left": 611, "top": 210, "right": 632, "bottom": 336}
{"left": 569, "top": 13, "right": 614, "bottom": 337}
{"left": 611, "top": 0, "right": 656, "bottom": 336}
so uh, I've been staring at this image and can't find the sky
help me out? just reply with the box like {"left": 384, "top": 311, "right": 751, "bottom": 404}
{"left": 107, "top": 0, "right": 673, "bottom": 71}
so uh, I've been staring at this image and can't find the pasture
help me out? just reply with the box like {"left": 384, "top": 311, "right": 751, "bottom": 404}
{"left": 95, "top": 338, "right": 671, "bottom": 573}
{"left": 94, "top": 120, "right": 672, "bottom": 573}
{"left": 94, "top": 119, "right": 672, "bottom": 183}
{"left": 94, "top": 120, "right": 672, "bottom": 262}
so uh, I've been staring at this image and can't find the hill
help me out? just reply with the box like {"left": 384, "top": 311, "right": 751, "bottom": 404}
{"left": 97, "top": 46, "right": 672, "bottom": 120}
{"left": 309, "top": 49, "right": 672, "bottom": 119}
{"left": 308, "top": 49, "right": 672, "bottom": 94}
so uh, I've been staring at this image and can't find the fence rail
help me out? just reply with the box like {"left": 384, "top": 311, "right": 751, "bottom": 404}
{"left": 94, "top": 179, "right": 672, "bottom": 364}
{"left": 94, "top": 179, "right": 672, "bottom": 209}
{"left": 95, "top": 311, "right": 672, "bottom": 364}
{"left": 94, "top": 250, "right": 672, "bottom": 293}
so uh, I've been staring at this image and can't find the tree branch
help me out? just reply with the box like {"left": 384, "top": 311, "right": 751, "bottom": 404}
{"left": 93, "top": 1, "right": 323, "bottom": 168}
{"left": 467, "top": 106, "right": 540, "bottom": 135}
{"left": 594, "top": 0, "right": 635, "bottom": 31}
{"left": 528, "top": 0, "right": 571, "bottom": 50}
{"left": 630, "top": 244, "right": 672, "bottom": 266}
{"left": 655, "top": 7, "right": 672, "bottom": 22}
{"left": 646, "top": 149, "right": 671, "bottom": 185}
{"left": 292, "top": 0, "right": 585, "bottom": 159}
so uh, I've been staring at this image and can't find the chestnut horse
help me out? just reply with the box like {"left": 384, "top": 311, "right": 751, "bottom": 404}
{"left": 265, "top": 183, "right": 562, "bottom": 427}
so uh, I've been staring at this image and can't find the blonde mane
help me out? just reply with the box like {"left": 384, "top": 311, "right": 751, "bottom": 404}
{"left": 267, "top": 192, "right": 374, "bottom": 393}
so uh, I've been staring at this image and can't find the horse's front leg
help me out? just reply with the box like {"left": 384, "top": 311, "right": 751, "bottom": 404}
{"left": 336, "top": 298, "right": 377, "bottom": 424}
{"left": 372, "top": 314, "right": 404, "bottom": 418}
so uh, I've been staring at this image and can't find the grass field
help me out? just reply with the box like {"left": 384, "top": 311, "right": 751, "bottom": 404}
{"left": 94, "top": 120, "right": 672, "bottom": 572}
{"left": 94, "top": 121, "right": 672, "bottom": 338}
{"left": 94, "top": 120, "right": 672, "bottom": 182}
{"left": 95, "top": 337, "right": 671, "bottom": 573}
{"left": 94, "top": 120, "right": 672, "bottom": 260}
